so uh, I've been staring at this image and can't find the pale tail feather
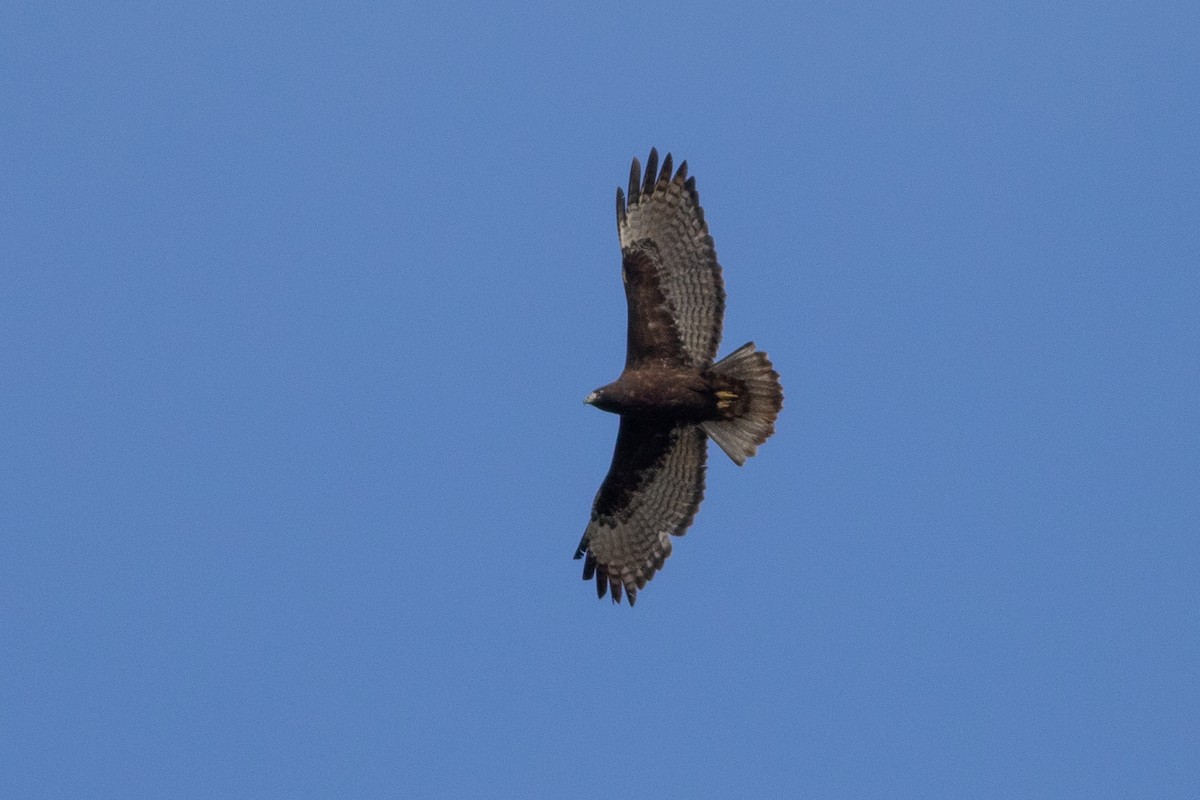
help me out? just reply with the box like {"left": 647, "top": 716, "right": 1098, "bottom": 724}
{"left": 701, "top": 342, "right": 783, "bottom": 466}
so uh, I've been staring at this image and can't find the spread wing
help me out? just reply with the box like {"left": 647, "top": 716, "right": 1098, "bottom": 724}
{"left": 574, "top": 420, "right": 707, "bottom": 605}
{"left": 617, "top": 149, "right": 725, "bottom": 368}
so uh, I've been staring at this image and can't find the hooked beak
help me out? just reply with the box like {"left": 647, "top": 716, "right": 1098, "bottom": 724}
{"left": 584, "top": 391, "right": 599, "bottom": 405}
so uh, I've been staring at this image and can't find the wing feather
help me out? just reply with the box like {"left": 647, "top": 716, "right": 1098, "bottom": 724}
{"left": 627, "top": 156, "right": 641, "bottom": 205}
{"left": 657, "top": 152, "right": 673, "bottom": 186}
{"left": 621, "top": 243, "right": 686, "bottom": 367}
{"left": 642, "top": 149, "right": 658, "bottom": 196}
{"left": 574, "top": 421, "right": 707, "bottom": 606}
{"left": 615, "top": 149, "right": 725, "bottom": 367}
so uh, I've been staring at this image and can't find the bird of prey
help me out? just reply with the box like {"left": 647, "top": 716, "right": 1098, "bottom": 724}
{"left": 575, "top": 149, "right": 783, "bottom": 605}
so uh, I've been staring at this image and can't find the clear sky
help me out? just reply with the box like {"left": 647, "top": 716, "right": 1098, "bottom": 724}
{"left": 3, "top": 2, "right": 1197, "bottom": 797}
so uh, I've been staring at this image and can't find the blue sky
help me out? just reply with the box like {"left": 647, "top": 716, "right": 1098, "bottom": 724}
{"left": 3, "top": 2, "right": 1197, "bottom": 797}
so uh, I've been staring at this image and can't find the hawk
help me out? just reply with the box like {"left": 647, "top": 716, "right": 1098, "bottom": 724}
{"left": 575, "top": 149, "right": 783, "bottom": 605}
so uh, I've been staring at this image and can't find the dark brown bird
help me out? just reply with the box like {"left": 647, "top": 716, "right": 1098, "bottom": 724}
{"left": 575, "top": 149, "right": 783, "bottom": 605}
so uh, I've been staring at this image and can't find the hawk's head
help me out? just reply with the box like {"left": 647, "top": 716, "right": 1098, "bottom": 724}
{"left": 584, "top": 386, "right": 619, "bottom": 413}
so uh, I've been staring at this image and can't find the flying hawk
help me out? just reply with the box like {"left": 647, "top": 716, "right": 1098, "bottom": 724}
{"left": 576, "top": 149, "right": 783, "bottom": 605}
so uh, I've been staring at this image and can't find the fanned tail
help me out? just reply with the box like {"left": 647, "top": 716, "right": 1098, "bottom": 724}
{"left": 701, "top": 342, "right": 783, "bottom": 466}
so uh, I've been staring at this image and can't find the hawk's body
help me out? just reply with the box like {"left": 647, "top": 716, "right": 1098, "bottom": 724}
{"left": 576, "top": 150, "right": 783, "bottom": 605}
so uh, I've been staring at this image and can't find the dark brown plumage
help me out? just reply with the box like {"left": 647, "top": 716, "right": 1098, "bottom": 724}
{"left": 576, "top": 149, "right": 783, "bottom": 605}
